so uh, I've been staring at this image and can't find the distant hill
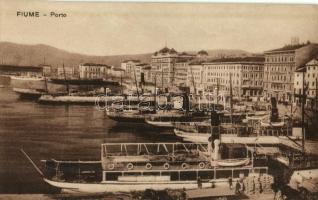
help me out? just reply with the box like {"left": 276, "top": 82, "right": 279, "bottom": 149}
{"left": 0, "top": 42, "right": 254, "bottom": 68}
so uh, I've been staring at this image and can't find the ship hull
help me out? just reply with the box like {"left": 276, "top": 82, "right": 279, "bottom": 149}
{"left": 174, "top": 128, "right": 295, "bottom": 145}
{"left": 107, "top": 115, "right": 146, "bottom": 123}
{"left": 145, "top": 119, "right": 174, "bottom": 128}
{"left": 12, "top": 88, "right": 44, "bottom": 99}
{"left": 38, "top": 94, "right": 123, "bottom": 105}
{"left": 44, "top": 178, "right": 219, "bottom": 193}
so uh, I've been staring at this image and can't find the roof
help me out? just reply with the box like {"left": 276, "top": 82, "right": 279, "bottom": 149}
{"left": 295, "top": 52, "right": 318, "bottom": 72}
{"left": 122, "top": 59, "right": 140, "bottom": 63}
{"left": 81, "top": 63, "right": 110, "bottom": 67}
{"left": 295, "top": 45, "right": 318, "bottom": 69}
{"left": 155, "top": 47, "right": 178, "bottom": 55}
{"left": 0, "top": 64, "right": 43, "bottom": 71}
{"left": 136, "top": 63, "right": 149, "bottom": 67}
{"left": 204, "top": 56, "right": 265, "bottom": 63}
{"left": 266, "top": 44, "right": 308, "bottom": 53}
{"left": 265, "top": 42, "right": 318, "bottom": 54}
{"left": 189, "top": 58, "right": 207, "bottom": 65}
{"left": 175, "top": 57, "right": 194, "bottom": 63}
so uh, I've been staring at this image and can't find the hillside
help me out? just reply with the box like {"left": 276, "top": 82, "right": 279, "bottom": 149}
{"left": 0, "top": 42, "right": 254, "bottom": 68}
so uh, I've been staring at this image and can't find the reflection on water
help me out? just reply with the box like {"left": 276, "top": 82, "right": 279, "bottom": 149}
{"left": 0, "top": 81, "right": 180, "bottom": 194}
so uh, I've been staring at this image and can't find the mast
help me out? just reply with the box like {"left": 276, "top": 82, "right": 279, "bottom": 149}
{"left": 154, "top": 74, "right": 157, "bottom": 113}
{"left": 62, "top": 63, "right": 70, "bottom": 94}
{"left": 229, "top": 72, "right": 233, "bottom": 124}
{"left": 133, "top": 65, "right": 140, "bottom": 99}
{"left": 120, "top": 70, "right": 123, "bottom": 95}
{"left": 301, "top": 70, "right": 306, "bottom": 153}
{"left": 316, "top": 78, "right": 318, "bottom": 121}
{"left": 216, "top": 78, "right": 219, "bottom": 105}
{"left": 161, "top": 67, "right": 164, "bottom": 92}
{"left": 43, "top": 71, "right": 48, "bottom": 94}
{"left": 190, "top": 64, "right": 197, "bottom": 100}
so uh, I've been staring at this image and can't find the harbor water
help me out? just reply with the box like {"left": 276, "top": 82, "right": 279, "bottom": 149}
{"left": 0, "top": 77, "right": 179, "bottom": 194}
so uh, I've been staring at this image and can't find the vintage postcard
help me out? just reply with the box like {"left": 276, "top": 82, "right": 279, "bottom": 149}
{"left": 0, "top": 0, "right": 317, "bottom": 199}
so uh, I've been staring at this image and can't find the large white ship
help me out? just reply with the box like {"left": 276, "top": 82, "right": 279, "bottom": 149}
{"left": 21, "top": 141, "right": 268, "bottom": 193}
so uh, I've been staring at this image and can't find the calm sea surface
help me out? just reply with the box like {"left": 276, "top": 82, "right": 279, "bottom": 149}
{"left": 0, "top": 77, "right": 179, "bottom": 194}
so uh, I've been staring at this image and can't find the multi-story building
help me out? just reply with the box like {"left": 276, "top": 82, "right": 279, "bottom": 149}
{"left": 120, "top": 59, "right": 141, "bottom": 78}
{"left": 140, "top": 64, "right": 152, "bottom": 84}
{"left": 203, "top": 57, "right": 265, "bottom": 98}
{"left": 174, "top": 60, "right": 190, "bottom": 87}
{"left": 57, "top": 66, "right": 76, "bottom": 79}
{"left": 78, "top": 63, "right": 111, "bottom": 79}
{"left": 294, "top": 56, "right": 318, "bottom": 108}
{"left": 306, "top": 57, "right": 318, "bottom": 107}
{"left": 0, "top": 64, "right": 43, "bottom": 77}
{"left": 134, "top": 63, "right": 150, "bottom": 85}
{"left": 39, "top": 64, "right": 52, "bottom": 76}
{"left": 110, "top": 67, "right": 125, "bottom": 78}
{"left": 263, "top": 43, "right": 318, "bottom": 102}
{"left": 187, "top": 62, "right": 205, "bottom": 94}
{"left": 151, "top": 47, "right": 195, "bottom": 89}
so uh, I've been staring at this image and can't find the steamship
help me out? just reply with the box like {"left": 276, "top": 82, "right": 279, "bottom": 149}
{"left": 22, "top": 139, "right": 266, "bottom": 193}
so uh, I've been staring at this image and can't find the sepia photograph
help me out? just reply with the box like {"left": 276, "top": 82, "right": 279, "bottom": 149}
{"left": 0, "top": 0, "right": 317, "bottom": 199}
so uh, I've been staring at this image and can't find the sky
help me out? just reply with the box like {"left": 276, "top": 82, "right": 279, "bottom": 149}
{"left": 1, "top": 0, "right": 318, "bottom": 56}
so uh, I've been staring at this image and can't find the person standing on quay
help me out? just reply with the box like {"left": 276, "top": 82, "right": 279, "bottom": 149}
{"left": 228, "top": 176, "right": 233, "bottom": 189}
{"left": 197, "top": 176, "right": 202, "bottom": 189}
{"left": 235, "top": 180, "right": 241, "bottom": 194}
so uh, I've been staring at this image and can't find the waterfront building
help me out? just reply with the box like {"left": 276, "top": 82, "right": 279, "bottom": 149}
{"left": 174, "top": 60, "right": 190, "bottom": 87}
{"left": 150, "top": 47, "right": 195, "bottom": 89}
{"left": 203, "top": 57, "right": 265, "bottom": 98}
{"left": 57, "top": 66, "right": 76, "bottom": 79}
{"left": 0, "top": 64, "right": 43, "bottom": 77}
{"left": 120, "top": 59, "right": 141, "bottom": 78}
{"left": 110, "top": 67, "right": 125, "bottom": 78}
{"left": 294, "top": 56, "right": 318, "bottom": 108}
{"left": 141, "top": 64, "right": 152, "bottom": 84}
{"left": 263, "top": 42, "right": 318, "bottom": 102}
{"left": 188, "top": 61, "right": 205, "bottom": 95}
{"left": 171, "top": 51, "right": 209, "bottom": 92}
{"left": 78, "top": 63, "right": 111, "bottom": 79}
{"left": 135, "top": 63, "right": 150, "bottom": 85}
{"left": 39, "top": 64, "right": 52, "bottom": 76}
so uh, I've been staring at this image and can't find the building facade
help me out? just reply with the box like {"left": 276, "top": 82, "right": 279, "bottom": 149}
{"left": 0, "top": 64, "right": 43, "bottom": 77}
{"left": 174, "top": 61, "right": 189, "bottom": 87}
{"left": 78, "top": 63, "right": 111, "bottom": 79}
{"left": 263, "top": 43, "right": 318, "bottom": 102}
{"left": 187, "top": 63, "right": 205, "bottom": 94}
{"left": 110, "top": 67, "right": 125, "bottom": 78}
{"left": 294, "top": 57, "right": 318, "bottom": 108}
{"left": 57, "top": 66, "right": 76, "bottom": 79}
{"left": 120, "top": 60, "right": 141, "bottom": 78}
{"left": 203, "top": 57, "right": 264, "bottom": 98}
{"left": 150, "top": 47, "right": 195, "bottom": 89}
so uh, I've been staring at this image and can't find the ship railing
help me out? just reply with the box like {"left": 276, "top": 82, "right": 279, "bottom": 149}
{"left": 102, "top": 166, "right": 269, "bottom": 182}
{"left": 101, "top": 143, "right": 208, "bottom": 157}
{"left": 259, "top": 128, "right": 292, "bottom": 137}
